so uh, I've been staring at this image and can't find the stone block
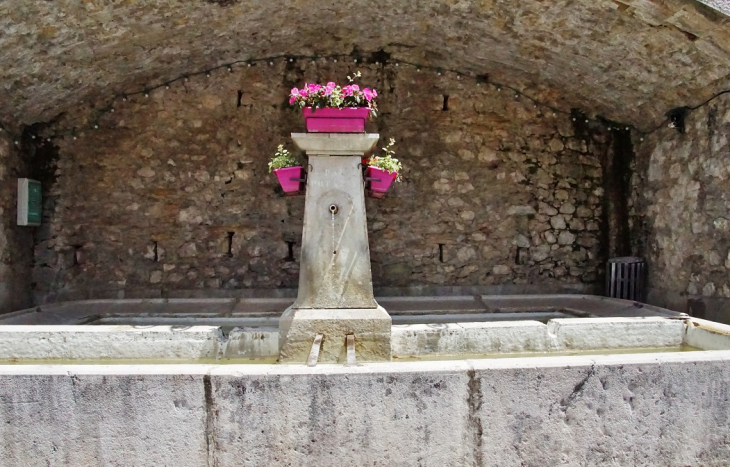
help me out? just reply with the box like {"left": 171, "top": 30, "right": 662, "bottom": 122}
{"left": 547, "top": 317, "right": 685, "bottom": 349}
{"left": 278, "top": 305, "right": 391, "bottom": 363}
{"left": 0, "top": 372, "right": 207, "bottom": 466}
{"left": 208, "top": 363, "right": 471, "bottom": 466}
{"left": 0, "top": 325, "right": 222, "bottom": 360}
{"left": 291, "top": 133, "right": 379, "bottom": 156}
{"left": 473, "top": 356, "right": 730, "bottom": 466}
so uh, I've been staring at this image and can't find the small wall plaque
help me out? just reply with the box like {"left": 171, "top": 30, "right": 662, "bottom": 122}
{"left": 17, "top": 178, "right": 41, "bottom": 226}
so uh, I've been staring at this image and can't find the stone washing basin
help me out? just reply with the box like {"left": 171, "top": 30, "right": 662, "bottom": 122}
{"left": 0, "top": 294, "right": 724, "bottom": 363}
{"left": 1, "top": 295, "right": 729, "bottom": 465}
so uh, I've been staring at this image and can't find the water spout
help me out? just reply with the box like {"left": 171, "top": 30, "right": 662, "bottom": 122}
{"left": 331, "top": 210, "right": 336, "bottom": 255}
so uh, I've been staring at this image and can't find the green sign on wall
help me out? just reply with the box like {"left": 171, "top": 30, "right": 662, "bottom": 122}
{"left": 17, "top": 178, "right": 41, "bottom": 226}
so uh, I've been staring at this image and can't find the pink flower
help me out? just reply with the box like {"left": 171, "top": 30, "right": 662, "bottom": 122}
{"left": 372, "top": 89, "right": 378, "bottom": 98}
{"left": 327, "top": 82, "right": 336, "bottom": 89}
{"left": 351, "top": 84, "right": 360, "bottom": 92}
{"left": 362, "top": 88, "right": 373, "bottom": 101}
{"left": 343, "top": 85, "right": 354, "bottom": 96}
{"left": 324, "top": 87, "right": 333, "bottom": 96}
{"left": 290, "top": 88, "right": 300, "bottom": 96}
{"left": 289, "top": 96, "right": 297, "bottom": 105}
{"left": 299, "top": 87, "right": 309, "bottom": 97}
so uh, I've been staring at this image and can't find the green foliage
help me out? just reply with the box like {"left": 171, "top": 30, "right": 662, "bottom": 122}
{"left": 268, "top": 144, "right": 301, "bottom": 173}
{"left": 367, "top": 138, "right": 402, "bottom": 182}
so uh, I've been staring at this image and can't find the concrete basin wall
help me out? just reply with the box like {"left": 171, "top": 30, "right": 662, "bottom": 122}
{"left": 1, "top": 353, "right": 729, "bottom": 466}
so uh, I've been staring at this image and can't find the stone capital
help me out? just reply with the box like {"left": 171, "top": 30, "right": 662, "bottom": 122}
{"left": 291, "top": 133, "right": 379, "bottom": 156}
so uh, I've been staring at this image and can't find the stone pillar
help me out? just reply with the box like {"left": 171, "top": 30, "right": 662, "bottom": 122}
{"left": 279, "top": 133, "right": 391, "bottom": 364}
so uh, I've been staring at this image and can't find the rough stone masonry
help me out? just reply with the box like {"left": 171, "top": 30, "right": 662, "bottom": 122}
{"left": 26, "top": 64, "right": 612, "bottom": 302}
{"left": 0, "top": 131, "right": 33, "bottom": 313}
{"left": 631, "top": 92, "right": 730, "bottom": 323}
{"left": 0, "top": 0, "right": 729, "bottom": 318}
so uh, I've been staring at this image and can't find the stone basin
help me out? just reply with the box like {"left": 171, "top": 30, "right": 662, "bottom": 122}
{"left": 0, "top": 294, "right": 716, "bottom": 362}
{"left": 0, "top": 295, "right": 729, "bottom": 465}
{"left": 1, "top": 294, "right": 729, "bottom": 465}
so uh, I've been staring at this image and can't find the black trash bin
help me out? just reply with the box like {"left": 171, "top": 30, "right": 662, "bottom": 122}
{"left": 606, "top": 257, "right": 645, "bottom": 301}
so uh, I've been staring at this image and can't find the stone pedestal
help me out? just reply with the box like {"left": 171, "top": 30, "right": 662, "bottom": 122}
{"left": 279, "top": 133, "right": 391, "bottom": 364}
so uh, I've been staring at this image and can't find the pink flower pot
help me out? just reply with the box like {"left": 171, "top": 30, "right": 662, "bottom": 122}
{"left": 273, "top": 166, "right": 305, "bottom": 194}
{"left": 366, "top": 166, "right": 397, "bottom": 198}
{"left": 302, "top": 107, "right": 371, "bottom": 133}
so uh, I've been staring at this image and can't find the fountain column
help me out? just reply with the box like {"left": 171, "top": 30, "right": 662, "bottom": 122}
{"left": 278, "top": 133, "right": 392, "bottom": 364}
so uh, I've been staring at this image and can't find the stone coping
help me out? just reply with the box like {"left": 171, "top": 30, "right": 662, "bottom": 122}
{"left": 0, "top": 295, "right": 707, "bottom": 362}
{"left": 291, "top": 133, "right": 380, "bottom": 155}
{"left": 1, "top": 349, "right": 729, "bottom": 376}
{"left": 0, "top": 317, "right": 725, "bottom": 361}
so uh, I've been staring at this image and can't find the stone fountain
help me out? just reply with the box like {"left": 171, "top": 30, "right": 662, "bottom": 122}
{"left": 278, "top": 132, "right": 392, "bottom": 364}
{"left": 3, "top": 119, "right": 730, "bottom": 467}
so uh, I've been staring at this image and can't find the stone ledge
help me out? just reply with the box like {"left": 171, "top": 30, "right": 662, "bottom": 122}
{"left": 0, "top": 316, "right": 725, "bottom": 361}
{"left": 291, "top": 133, "right": 379, "bottom": 155}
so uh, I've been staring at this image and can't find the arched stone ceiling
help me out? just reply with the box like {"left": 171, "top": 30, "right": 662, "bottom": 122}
{"left": 1, "top": 0, "right": 729, "bottom": 129}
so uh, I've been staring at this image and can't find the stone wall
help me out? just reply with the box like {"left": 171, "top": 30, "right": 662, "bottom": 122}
{"left": 631, "top": 93, "right": 730, "bottom": 322}
{"left": 32, "top": 64, "right": 611, "bottom": 303}
{"left": 0, "top": 130, "right": 33, "bottom": 313}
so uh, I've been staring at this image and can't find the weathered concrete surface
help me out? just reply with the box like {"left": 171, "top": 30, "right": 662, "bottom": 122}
{"left": 0, "top": 370, "right": 208, "bottom": 466}
{"left": 1, "top": 353, "right": 730, "bottom": 466}
{"left": 279, "top": 305, "right": 391, "bottom": 363}
{"left": 0, "top": 132, "right": 32, "bottom": 314}
{"left": 631, "top": 93, "right": 730, "bottom": 323}
{"left": 1, "top": 0, "right": 729, "bottom": 128}
{"left": 547, "top": 317, "right": 685, "bottom": 349}
{"left": 0, "top": 325, "right": 222, "bottom": 360}
{"left": 391, "top": 317, "right": 688, "bottom": 357}
{"left": 393, "top": 321, "right": 553, "bottom": 356}
{"left": 207, "top": 362, "right": 473, "bottom": 466}
{"left": 473, "top": 354, "right": 730, "bottom": 466}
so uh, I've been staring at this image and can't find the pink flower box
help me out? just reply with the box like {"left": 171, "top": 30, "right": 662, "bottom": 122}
{"left": 273, "top": 166, "right": 305, "bottom": 194}
{"left": 302, "top": 107, "right": 371, "bottom": 133}
{"left": 366, "top": 166, "right": 397, "bottom": 198}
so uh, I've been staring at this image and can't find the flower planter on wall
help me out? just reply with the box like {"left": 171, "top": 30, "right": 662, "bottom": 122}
{"left": 273, "top": 166, "right": 305, "bottom": 195}
{"left": 302, "top": 107, "right": 370, "bottom": 133}
{"left": 365, "top": 166, "right": 397, "bottom": 198}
